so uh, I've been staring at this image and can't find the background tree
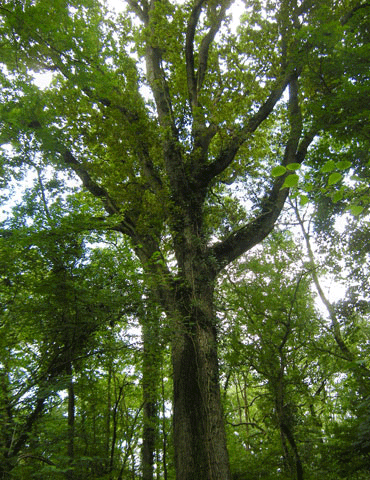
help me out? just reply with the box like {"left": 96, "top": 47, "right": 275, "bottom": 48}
{"left": 0, "top": 174, "right": 153, "bottom": 478}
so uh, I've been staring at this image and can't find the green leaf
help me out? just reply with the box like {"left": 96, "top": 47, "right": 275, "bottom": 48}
{"left": 282, "top": 174, "right": 299, "bottom": 188}
{"left": 321, "top": 160, "right": 336, "bottom": 173}
{"left": 286, "top": 163, "right": 301, "bottom": 171}
{"left": 303, "top": 183, "right": 314, "bottom": 193}
{"left": 332, "top": 190, "right": 344, "bottom": 203}
{"left": 328, "top": 172, "right": 342, "bottom": 186}
{"left": 299, "top": 194, "right": 309, "bottom": 206}
{"left": 271, "top": 165, "right": 286, "bottom": 177}
{"left": 349, "top": 205, "right": 364, "bottom": 216}
{"left": 336, "top": 160, "right": 352, "bottom": 170}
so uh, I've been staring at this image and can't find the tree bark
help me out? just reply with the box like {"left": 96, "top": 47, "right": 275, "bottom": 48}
{"left": 171, "top": 285, "right": 231, "bottom": 480}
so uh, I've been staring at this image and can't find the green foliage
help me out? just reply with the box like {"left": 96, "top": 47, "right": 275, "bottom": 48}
{"left": 218, "top": 227, "right": 370, "bottom": 479}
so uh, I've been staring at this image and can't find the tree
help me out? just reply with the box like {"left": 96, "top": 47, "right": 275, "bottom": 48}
{"left": 1, "top": 0, "right": 369, "bottom": 478}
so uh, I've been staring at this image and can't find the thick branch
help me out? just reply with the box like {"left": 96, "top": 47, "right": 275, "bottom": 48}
{"left": 197, "top": 0, "right": 231, "bottom": 92}
{"left": 144, "top": 7, "right": 185, "bottom": 195}
{"left": 187, "top": 0, "right": 231, "bottom": 169}
{"left": 198, "top": 72, "right": 294, "bottom": 188}
{"left": 211, "top": 75, "right": 306, "bottom": 271}
{"left": 62, "top": 151, "right": 118, "bottom": 214}
{"left": 145, "top": 45, "right": 174, "bottom": 127}
{"left": 186, "top": 0, "right": 230, "bottom": 108}
{"left": 61, "top": 150, "right": 138, "bottom": 237}
{"left": 186, "top": 0, "right": 206, "bottom": 107}
{"left": 127, "top": 0, "right": 149, "bottom": 23}
{"left": 211, "top": 187, "right": 290, "bottom": 271}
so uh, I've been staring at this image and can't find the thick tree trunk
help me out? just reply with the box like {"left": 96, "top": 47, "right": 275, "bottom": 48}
{"left": 171, "top": 297, "right": 231, "bottom": 480}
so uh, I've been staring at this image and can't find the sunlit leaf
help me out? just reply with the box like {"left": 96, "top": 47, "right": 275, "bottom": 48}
{"left": 349, "top": 205, "right": 364, "bottom": 216}
{"left": 328, "top": 172, "right": 342, "bottom": 185}
{"left": 271, "top": 165, "right": 287, "bottom": 177}
{"left": 336, "top": 160, "right": 352, "bottom": 170}
{"left": 321, "top": 160, "right": 336, "bottom": 173}
{"left": 286, "top": 163, "right": 301, "bottom": 171}
{"left": 282, "top": 174, "right": 299, "bottom": 188}
{"left": 332, "top": 189, "right": 344, "bottom": 203}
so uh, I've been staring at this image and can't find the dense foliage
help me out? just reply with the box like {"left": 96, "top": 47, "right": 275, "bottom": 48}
{"left": 1, "top": 0, "right": 370, "bottom": 479}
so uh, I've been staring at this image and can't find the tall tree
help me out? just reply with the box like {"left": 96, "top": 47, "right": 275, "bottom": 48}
{"left": 1, "top": 0, "right": 369, "bottom": 478}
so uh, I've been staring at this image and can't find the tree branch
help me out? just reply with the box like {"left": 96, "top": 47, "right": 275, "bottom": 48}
{"left": 292, "top": 202, "right": 354, "bottom": 361}
{"left": 17, "top": 454, "right": 57, "bottom": 466}
{"left": 127, "top": 0, "right": 149, "bottom": 23}
{"left": 340, "top": 1, "right": 370, "bottom": 25}
{"left": 144, "top": 4, "right": 186, "bottom": 196}
{"left": 197, "top": 0, "right": 231, "bottom": 92}
{"left": 10, "top": 397, "right": 46, "bottom": 458}
{"left": 61, "top": 151, "right": 117, "bottom": 214}
{"left": 197, "top": 72, "right": 294, "bottom": 188}
{"left": 61, "top": 150, "right": 137, "bottom": 237}
{"left": 186, "top": 0, "right": 230, "bottom": 170}
{"left": 145, "top": 44, "right": 174, "bottom": 127}
{"left": 186, "top": 0, "right": 206, "bottom": 108}
{"left": 211, "top": 74, "right": 308, "bottom": 271}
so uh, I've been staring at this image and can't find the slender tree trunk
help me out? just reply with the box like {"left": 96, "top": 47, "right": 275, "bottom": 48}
{"left": 275, "top": 372, "right": 303, "bottom": 480}
{"left": 161, "top": 372, "right": 168, "bottom": 480}
{"left": 0, "top": 369, "right": 14, "bottom": 479}
{"left": 171, "top": 280, "right": 231, "bottom": 480}
{"left": 110, "top": 383, "right": 124, "bottom": 474}
{"left": 241, "top": 373, "right": 250, "bottom": 451}
{"left": 106, "top": 360, "right": 112, "bottom": 478}
{"left": 281, "top": 423, "right": 303, "bottom": 480}
{"left": 66, "top": 362, "right": 75, "bottom": 480}
{"left": 142, "top": 311, "right": 161, "bottom": 480}
{"left": 142, "top": 380, "right": 156, "bottom": 480}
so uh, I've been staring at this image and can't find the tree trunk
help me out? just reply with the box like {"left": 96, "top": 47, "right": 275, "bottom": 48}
{"left": 275, "top": 374, "right": 303, "bottom": 480}
{"left": 66, "top": 362, "right": 75, "bottom": 480}
{"left": 106, "top": 360, "right": 112, "bottom": 477}
{"left": 142, "top": 310, "right": 161, "bottom": 480}
{"left": 161, "top": 373, "right": 168, "bottom": 480}
{"left": 171, "top": 289, "right": 231, "bottom": 480}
